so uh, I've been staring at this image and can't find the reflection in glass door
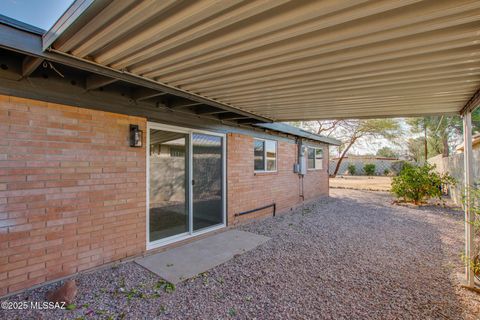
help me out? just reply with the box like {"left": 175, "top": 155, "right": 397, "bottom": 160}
{"left": 148, "top": 125, "right": 225, "bottom": 246}
{"left": 149, "top": 129, "right": 189, "bottom": 242}
{"left": 192, "top": 133, "right": 223, "bottom": 231}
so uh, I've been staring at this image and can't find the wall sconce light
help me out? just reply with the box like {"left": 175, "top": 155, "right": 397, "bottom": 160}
{"left": 129, "top": 124, "right": 143, "bottom": 147}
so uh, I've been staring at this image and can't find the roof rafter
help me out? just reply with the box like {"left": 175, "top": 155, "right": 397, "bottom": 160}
{"left": 461, "top": 88, "right": 480, "bottom": 115}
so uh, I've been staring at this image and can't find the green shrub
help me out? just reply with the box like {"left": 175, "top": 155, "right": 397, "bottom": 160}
{"left": 391, "top": 163, "right": 455, "bottom": 204}
{"left": 347, "top": 164, "right": 356, "bottom": 175}
{"left": 364, "top": 163, "right": 376, "bottom": 176}
{"left": 462, "top": 185, "right": 480, "bottom": 281}
{"left": 383, "top": 168, "right": 390, "bottom": 176}
{"left": 391, "top": 160, "right": 409, "bottom": 175}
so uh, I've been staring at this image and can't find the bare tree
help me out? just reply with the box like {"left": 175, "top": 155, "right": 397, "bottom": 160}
{"left": 292, "top": 120, "right": 344, "bottom": 136}
{"left": 290, "top": 119, "right": 401, "bottom": 177}
{"left": 330, "top": 119, "right": 401, "bottom": 176}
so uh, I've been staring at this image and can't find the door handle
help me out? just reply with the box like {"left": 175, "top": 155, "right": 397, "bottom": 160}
{"left": 192, "top": 179, "right": 195, "bottom": 186}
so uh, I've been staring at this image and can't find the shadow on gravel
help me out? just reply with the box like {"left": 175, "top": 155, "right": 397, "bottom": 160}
{"left": 0, "top": 189, "right": 471, "bottom": 319}
{"left": 322, "top": 189, "right": 466, "bottom": 319}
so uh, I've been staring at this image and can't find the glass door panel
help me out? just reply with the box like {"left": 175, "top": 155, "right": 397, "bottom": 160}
{"left": 149, "top": 129, "right": 189, "bottom": 241}
{"left": 192, "top": 133, "right": 223, "bottom": 231}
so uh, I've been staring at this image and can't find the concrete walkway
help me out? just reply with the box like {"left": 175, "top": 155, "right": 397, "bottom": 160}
{"left": 135, "top": 230, "right": 270, "bottom": 283}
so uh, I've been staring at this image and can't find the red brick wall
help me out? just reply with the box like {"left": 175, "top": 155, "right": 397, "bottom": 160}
{"left": 0, "top": 95, "right": 331, "bottom": 296}
{"left": 227, "top": 133, "right": 329, "bottom": 225}
{"left": 0, "top": 95, "right": 147, "bottom": 296}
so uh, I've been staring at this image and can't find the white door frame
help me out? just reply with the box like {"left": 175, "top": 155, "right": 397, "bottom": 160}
{"left": 146, "top": 122, "right": 227, "bottom": 250}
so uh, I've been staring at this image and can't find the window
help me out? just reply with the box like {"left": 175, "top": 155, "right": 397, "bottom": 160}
{"left": 254, "top": 140, "right": 265, "bottom": 170}
{"left": 254, "top": 139, "right": 277, "bottom": 172}
{"left": 307, "top": 147, "right": 323, "bottom": 170}
{"left": 170, "top": 147, "right": 185, "bottom": 157}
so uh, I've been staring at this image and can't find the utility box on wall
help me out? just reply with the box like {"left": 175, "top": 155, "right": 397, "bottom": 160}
{"left": 294, "top": 141, "right": 307, "bottom": 175}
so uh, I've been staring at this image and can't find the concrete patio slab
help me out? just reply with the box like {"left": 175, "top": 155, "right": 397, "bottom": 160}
{"left": 135, "top": 230, "right": 270, "bottom": 284}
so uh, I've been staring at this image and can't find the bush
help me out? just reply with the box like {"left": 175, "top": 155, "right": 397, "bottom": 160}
{"left": 391, "top": 163, "right": 455, "bottom": 204}
{"left": 462, "top": 186, "right": 480, "bottom": 281}
{"left": 390, "top": 160, "right": 409, "bottom": 175}
{"left": 364, "top": 163, "right": 376, "bottom": 176}
{"left": 347, "top": 164, "right": 356, "bottom": 175}
{"left": 383, "top": 168, "right": 390, "bottom": 176}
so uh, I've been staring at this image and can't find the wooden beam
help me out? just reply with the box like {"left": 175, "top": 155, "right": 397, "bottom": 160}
{"left": 85, "top": 74, "right": 118, "bottom": 90}
{"left": 237, "top": 118, "right": 263, "bottom": 124}
{"left": 218, "top": 112, "right": 250, "bottom": 120}
{"left": 154, "top": 100, "right": 167, "bottom": 109}
{"left": 193, "top": 105, "right": 221, "bottom": 114}
{"left": 132, "top": 87, "right": 166, "bottom": 101}
{"left": 0, "top": 54, "right": 22, "bottom": 80}
{"left": 0, "top": 73, "right": 274, "bottom": 137}
{"left": 196, "top": 107, "right": 229, "bottom": 115}
{"left": 0, "top": 24, "right": 272, "bottom": 122}
{"left": 168, "top": 98, "right": 203, "bottom": 109}
{"left": 22, "top": 56, "right": 43, "bottom": 77}
{"left": 461, "top": 88, "right": 480, "bottom": 115}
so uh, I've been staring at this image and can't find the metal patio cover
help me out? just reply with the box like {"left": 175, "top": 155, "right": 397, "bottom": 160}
{"left": 43, "top": 0, "right": 480, "bottom": 121}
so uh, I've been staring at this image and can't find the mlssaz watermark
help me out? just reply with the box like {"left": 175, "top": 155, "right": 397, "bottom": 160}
{"left": 1, "top": 301, "right": 66, "bottom": 310}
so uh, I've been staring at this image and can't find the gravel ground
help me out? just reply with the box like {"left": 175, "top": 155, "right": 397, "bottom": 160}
{"left": 2, "top": 189, "right": 480, "bottom": 320}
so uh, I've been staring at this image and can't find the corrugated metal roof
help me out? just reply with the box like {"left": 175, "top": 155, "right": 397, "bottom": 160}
{"left": 44, "top": 0, "right": 480, "bottom": 121}
{"left": 255, "top": 123, "right": 341, "bottom": 145}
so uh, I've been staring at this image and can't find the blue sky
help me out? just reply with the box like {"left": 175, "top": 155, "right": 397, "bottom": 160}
{"left": 1, "top": 0, "right": 74, "bottom": 30}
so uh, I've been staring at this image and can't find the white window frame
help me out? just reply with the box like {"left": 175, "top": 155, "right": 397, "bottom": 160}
{"left": 254, "top": 138, "right": 277, "bottom": 173}
{"left": 146, "top": 122, "right": 226, "bottom": 250}
{"left": 307, "top": 147, "right": 324, "bottom": 170}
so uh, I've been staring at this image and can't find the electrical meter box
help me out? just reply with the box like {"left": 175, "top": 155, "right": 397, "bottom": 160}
{"left": 294, "top": 142, "right": 307, "bottom": 175}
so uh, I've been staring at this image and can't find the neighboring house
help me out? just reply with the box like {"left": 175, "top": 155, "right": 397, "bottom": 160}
{"left": 455, "top": 133, "right": 480, "bottom": 153}
{"left": 0, "top": 17, "right": 340, "bottom": 296}
{"left": 428, "top": 133, "right": 480, "bottom": 205}
{"left": 329, "top": 155, "right": 400, "bottom": 175}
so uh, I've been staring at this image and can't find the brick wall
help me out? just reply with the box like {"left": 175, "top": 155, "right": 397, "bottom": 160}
{"left": 227, "top": 133, "right": 329, "bottom": 224}
{"left": 0, "top": 95, "right": 147, "bottom": 296}
{"left": 0, "top": 95, "right": 331, "bottom": 296}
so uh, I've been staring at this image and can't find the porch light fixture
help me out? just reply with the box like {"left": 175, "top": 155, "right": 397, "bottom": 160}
{"left": 129, "top": 124, "right": 143, "bottom": 147}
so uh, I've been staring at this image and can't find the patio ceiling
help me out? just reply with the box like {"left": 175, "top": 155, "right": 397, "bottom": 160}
{"left": 44, "top": 0, "right": 480, "bottom": 121}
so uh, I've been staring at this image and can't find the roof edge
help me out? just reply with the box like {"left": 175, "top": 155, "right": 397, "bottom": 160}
{"left": 255, "top": 123, "right": 342, "bottom": 146}
{"left": 42, "top": 0, "right": 110, "bottom": 50}
{"left": 0, "top": 14, "right": 45, "bottom": 35}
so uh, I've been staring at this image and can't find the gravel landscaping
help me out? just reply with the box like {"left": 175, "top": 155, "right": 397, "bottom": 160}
{"left": 2, "top": 189, "right": 480, "bottom": 319}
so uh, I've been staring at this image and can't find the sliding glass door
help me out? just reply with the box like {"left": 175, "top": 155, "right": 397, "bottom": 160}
{"left": 148, "top": 124, "right": 225, "bottom": 247}
{"left": 192, "top": 133, "right": 223, "bottom": 231}
{"left": 148, "top": 129, "right": 189, "bottom": 242}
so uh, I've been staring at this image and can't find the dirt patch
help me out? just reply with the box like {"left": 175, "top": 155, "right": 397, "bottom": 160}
{"left": 330, "top": 175, "right": 392, "bottom": 191}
